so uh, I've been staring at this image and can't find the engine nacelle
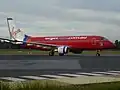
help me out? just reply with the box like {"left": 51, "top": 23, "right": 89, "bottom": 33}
{"left": 57, "top": 46, "right": 69, "bottom": 54}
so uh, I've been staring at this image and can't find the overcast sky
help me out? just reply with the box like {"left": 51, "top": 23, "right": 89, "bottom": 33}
{"left": 0, "top": 0, "right": 120, "bottom": 41}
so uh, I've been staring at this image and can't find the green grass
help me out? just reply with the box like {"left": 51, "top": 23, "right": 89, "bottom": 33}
{"left": 1, "top": 80, "right": 120, "bottom": 90}
{"left": 0, "top": 49, "right": 119, "bottom": 55}
{"left": 0, "top": 49, "right": 49, "bottom": 55}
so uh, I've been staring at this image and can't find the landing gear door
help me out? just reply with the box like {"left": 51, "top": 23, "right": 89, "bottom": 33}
{"left": 92, "top": 38, "right": 96, "bottom": 45}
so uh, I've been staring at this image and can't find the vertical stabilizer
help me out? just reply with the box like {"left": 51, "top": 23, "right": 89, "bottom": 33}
{"left": 7, "top": 18, "right": 25, "bottom": 42}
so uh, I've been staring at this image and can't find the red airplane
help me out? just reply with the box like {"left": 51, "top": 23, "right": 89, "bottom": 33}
{"left": 3, "top": 17, "right": 116, "bottom": 56}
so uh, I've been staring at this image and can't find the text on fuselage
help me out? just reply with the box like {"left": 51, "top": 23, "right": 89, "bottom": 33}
{"left": 45, "top": 36, "right": 87, "bottom": 40}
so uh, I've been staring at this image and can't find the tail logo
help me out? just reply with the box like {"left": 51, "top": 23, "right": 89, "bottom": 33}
{"left": 11, "top": 27, "right": 21, "bottom": 37}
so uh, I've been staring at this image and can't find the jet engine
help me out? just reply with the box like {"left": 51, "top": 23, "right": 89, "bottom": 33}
{"left": 57, "top": 46, "right": 69, "bottom": 54}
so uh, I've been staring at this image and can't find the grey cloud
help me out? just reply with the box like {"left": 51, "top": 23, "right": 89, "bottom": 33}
{"left": 0, "top": 0, "right": 120, "bottom": 21}
{"left": 0, "top": 0, "right": 59, "bottom": 16}
{"left": 0, "top": 24, "right": 6, "bottom": 27}
{"left": 1, "top": 0, "right": 120, "bottom": 12}
{"left": 0, "top": 0, "right": 119, "bottom": 41}
{"left": 57, "top": 0, "right": 120, "bottom": 11}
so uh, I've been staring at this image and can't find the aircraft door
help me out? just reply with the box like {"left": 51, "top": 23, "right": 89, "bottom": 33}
{"left": 99, "top": 40, "right": 104, "bottom": 47}
{"left": 91, "top": 38, "right": 96, "bottom": 45}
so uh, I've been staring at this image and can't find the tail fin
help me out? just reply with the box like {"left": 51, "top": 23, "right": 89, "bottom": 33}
{"left": 7, "top": 17, "right": 25, "bottom": 42}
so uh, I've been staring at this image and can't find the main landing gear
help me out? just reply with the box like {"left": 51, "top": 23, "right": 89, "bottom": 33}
{"left": 96, "top": 50, "right": 101, "bottom": 56}
{"left": 48, "top": 49, "right": 65, "bottom": 56}
{"left": 49, "top": 49, "right": 54, "bottom": 56}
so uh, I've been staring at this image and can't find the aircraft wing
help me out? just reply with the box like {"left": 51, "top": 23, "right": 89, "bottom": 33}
{"left": 0, "top": 38, "right": 70, "bottom": 49}
{"left": 0, "top": 38, "right": 14, "bottom": 42}
{"left": 0, "top": 38, "right": 63, "bottom": 48}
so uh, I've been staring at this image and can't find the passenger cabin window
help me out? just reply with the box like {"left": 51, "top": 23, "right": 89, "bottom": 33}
{"left": 101, "top": 37, "right": 108, "bottom": 40}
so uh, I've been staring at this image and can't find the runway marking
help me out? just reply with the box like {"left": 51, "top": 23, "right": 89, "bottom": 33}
{"left": 108, "top": 71, "right": 120, "bottom": 73}
{"left": 76, "top": 72, "right": 103, "bottom": 76}
{"left": 93, "top": 72, "right": 120, "bottom": 75}
{"left": 40, "top": 74, "right": 66, "bottom": 78}
{"left": 1, "top": 70, "right": 120, "bottom": 82}
{"left": 58, "top": 73, "right": 83, "bottom": 77}
{"left": 0, "top": 77, "right": 26, "bottom": 81}
{"left": 19, "top": 76, "right": 48, "bottom": 80}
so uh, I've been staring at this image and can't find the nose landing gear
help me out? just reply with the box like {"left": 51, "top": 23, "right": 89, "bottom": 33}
{"left": 96, "top": 50, "right": 101, "bottom": 56}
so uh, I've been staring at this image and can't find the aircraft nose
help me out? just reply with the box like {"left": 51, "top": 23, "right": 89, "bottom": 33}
{"left": 108, "top": 41, "right": 116, "bottom": 48}
{"left": 103, "top": 41, "right": 116, "bottom": 49}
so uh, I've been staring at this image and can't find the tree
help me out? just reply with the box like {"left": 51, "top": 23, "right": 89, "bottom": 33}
{"left": 118, "top": 41, "right": 120, "bottom": 48}
{"left": 115, "top": 40, "right": 119, "bottom": 48}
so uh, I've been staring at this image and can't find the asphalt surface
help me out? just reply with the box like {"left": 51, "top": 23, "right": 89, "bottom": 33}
{"left": 0, "top": 55, "right": 120, "bottom": 77}
{"left": 0, "top": 54, "right": 120, "bottom": 83}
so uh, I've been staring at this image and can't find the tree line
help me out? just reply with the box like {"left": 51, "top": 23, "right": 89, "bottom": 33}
{"left": 115, "top": 40, "right": 120, "bottom": 49}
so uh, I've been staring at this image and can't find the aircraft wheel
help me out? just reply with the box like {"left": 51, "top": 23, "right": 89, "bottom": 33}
{"left": 96, "top": 53, "right": 100, "bottom": 56}
{"left": 49, "top": 51, "right": 54, "bottom": 56}
{"left": 59, "top": 53, "right": 64, "bottom": 56}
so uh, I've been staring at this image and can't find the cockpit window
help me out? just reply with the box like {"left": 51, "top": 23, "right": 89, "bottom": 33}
{"left": 101, "top": 37, "right": 108, "bottom": 40}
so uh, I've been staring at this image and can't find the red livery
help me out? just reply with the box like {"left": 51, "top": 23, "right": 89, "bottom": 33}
{"left": 5, "top": 18, "right": 116, "bottom": 56}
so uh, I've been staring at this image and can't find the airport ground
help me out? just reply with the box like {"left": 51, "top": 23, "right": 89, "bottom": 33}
{"left": 0, "top": 53, "right": 119, "bottom": 84}
{"left": 0, "top": 49, "right": 120, "bottom": 55}
{"left": 0, "top": 49, "right": 120, "bottom": 88}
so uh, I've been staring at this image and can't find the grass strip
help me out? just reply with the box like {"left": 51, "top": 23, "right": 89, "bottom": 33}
{"left": 0, "top": 49, "right": 119, "bottom": 55}
{"left": 0, "top": 80, "right": 120, "bottom": 90}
